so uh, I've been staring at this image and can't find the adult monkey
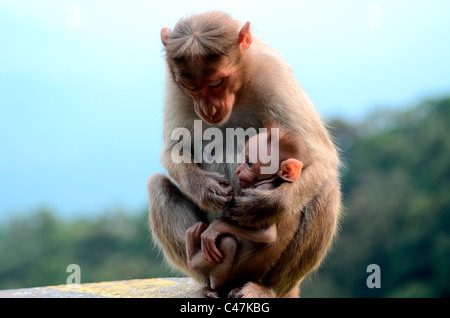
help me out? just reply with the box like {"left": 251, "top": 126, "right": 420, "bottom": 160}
{"left": 148, "top": 11, "right": 341, "bottom": 298}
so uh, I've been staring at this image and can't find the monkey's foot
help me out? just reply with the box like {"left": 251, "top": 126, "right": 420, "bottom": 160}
{"left": 186, "top": 222, "right": 208, "bottom": 247}
{"left": 228, "top": 286, "right": 243, "bottom": 298}
{"left": 191, "top": 286, "right": 220, "bottom": 298}
{"left": 230, "top": 282, "right": 275, "bottom": 298}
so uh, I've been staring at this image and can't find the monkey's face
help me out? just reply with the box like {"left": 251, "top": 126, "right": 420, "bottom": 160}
{"left": 236, "top": 158, "right": 279, "bottom": 189}
{"left": 236, "top": 160, "right": 260, "bottom": 189}
{"left": 174, "top": 58, "right": 244, "bottom": 126}
{"left": 236, "top": 138, "right": 277, "bottom": 188}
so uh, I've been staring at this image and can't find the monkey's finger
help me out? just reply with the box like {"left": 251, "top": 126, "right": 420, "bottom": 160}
{"left": 240, "top": 189, "right": 250, "bottom": 197}
{"left": 190, "top": 223, "right": 204, "bottom": 237}
{"left": 216, "top": 184, "right": 232, "bottom": 195}
{"left": 225, "top": 186, "right": 234, "bottom": 195}
{"left": 196, "top": 222, "right": 208, "bottom": 234}
{"left": 215, "top": 185, "right": 234, "bottom": 199}
{"left": 217, "top": 177, "right": 231, "bottom": 186}
{"left": 207, "top": 242, "right": 223, "bottom": 263}
{"left": 210, "top": 243, "right": 224, "bottom": 262}
{"left": 210, "top": 192, "right": 233, "bottom": 211}
{"left": 202, "top": 236, "right": 223, "bottom": 263}
{"left": 187, "top": 223, "right": 199, "bottom": 237}
{"left": 201, "top": 240, "right": 215, "bottom": 263}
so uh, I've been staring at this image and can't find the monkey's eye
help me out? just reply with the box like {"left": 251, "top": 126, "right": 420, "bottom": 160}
{"left": 209, "top": 78, "right": 223, "bottom": 88}
{"left": 186, "top": 86, "right": 201, "bottom": 91}
{"left": 179, "top": 82, "right": 201, "bottom": 92}
{"left": 246, "top": 159, "right": 253, "bottom": 168}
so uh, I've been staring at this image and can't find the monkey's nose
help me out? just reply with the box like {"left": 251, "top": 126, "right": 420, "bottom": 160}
{"left": 205, "top": 106, "right": 217, "bottom": 119}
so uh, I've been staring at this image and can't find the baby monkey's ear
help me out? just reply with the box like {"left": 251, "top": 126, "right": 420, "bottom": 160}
{"left": 277, "top": 159, "right": 303, "bottom": 182}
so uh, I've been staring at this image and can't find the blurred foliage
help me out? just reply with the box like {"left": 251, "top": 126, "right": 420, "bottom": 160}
{"left": 0, "top": 97, "right": 449, "bottom": 296}
{"left": 0, "top": 210, "right": 175, "bottom": 289}
{"left": 302, "top": 97, "right": 450, "bottom": 297}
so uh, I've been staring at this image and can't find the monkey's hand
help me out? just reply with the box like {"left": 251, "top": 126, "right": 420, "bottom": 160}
{"left": 228, "top": 188, "right": 285, "bottom": 227}
{"left": 185, "top": 170, "right": 234, "bottom": 213}
{"left": 200, "top": 219, "right": 225, "bottom": 263}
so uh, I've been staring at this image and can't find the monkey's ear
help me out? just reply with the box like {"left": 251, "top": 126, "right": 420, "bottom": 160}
{"left": 278, "top": 159, "right": 303, "bottom": 182}
{"left": 161, "top": 27, "right": 171, "bottom": 46}
{"left": 238, "top": 22, "right": 252, "bottom": 50}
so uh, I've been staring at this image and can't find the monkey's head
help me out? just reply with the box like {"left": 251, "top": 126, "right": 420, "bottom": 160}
{"left": 160, "top": 12, "right": 252, "bottom": 126}
{"left": 236, "top": 132, "right": 304, "bottom": 189}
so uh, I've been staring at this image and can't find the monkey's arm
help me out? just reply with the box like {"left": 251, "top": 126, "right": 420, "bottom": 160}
{"left": 228, "top": 187, "right": 286, "bottom": 228}
{"left": 160, "top": 134, "right": 234, "bottom": 213}
{"left": 200, "top": 217, "right": 277, "bottom": 263}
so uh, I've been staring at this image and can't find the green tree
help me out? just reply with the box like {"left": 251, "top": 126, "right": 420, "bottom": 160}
{"left": 303, "top": 97, "right": 450, "bottom": 297}
{"left": 0, "top": 209, "right": 173, "bottom": 289}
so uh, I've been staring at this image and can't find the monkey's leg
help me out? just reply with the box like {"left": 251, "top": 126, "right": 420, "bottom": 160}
{"left": 263, "top": 176, "right": 341, "bottom": 297}
{"left": 186, "top": 222, "right": 220, "bottom": 298}
{"left": 229, "top": 282, "right": 275, "bottom": 298}
{"left": 281, "top": 280, "right": 301, "bottom": 298}
{"left": 148, "top": 173, "right": 207, "bottom": 284}
{"left": 186, "top": 222, "right": 210, "bottom": 273}
{"left": 229, "top": 274, "right": 299, "bottom": 298}
{"left": 209, "top": 236, "right": 238, "bottom": 291}
{"left": 186, "top": 224, "right": 238, "bottom": 297}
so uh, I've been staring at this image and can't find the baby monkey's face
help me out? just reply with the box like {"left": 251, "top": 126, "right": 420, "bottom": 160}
{"left": 235, "top": 156, "right": 262, "bottom": 189}
{"left": 236, "top": 133, "right": 277, "bottom": 189}
{"left": 235, "top": 132, "right": 304, "bottom": 189}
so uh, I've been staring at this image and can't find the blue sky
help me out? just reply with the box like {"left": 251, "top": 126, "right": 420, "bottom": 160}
{"left": 1, "top": 0, "right": 449, "bottom": 220}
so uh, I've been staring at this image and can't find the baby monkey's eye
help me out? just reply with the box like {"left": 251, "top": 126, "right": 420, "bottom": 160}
{"left": 246, "top": 159, "right": 253, "bottom": 168}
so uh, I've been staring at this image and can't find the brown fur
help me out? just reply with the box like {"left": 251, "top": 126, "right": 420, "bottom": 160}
{"left": 163, "top": 12, "right": 242, "bottom": 70}
{"left": 148, "top": 11, "right": 341, "bottom": 298}
{"left": 237, "top": 126, "right": 311, "bottom": 188}
{"left": 186, "top": 128, "right": 307, "bottom": 296}
{"left": 273, "top": 129, "right": 312, "bottom": 167}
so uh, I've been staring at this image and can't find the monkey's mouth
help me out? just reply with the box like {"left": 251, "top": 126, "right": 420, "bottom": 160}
{"left": 194, "top": 99, "right": 233, "bottom": 126}
{"left": 199, "top": 110, "right": 232, "bottom": 126}
{"left": 238, "top": 179, "right": 250, "bottom": 189}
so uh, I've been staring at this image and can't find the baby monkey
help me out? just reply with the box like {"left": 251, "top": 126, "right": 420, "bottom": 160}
{"left": 186, "top": 126, "right": 312, "bottom": 297}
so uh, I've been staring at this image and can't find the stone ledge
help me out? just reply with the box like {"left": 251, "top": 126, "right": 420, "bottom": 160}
{"left": 0, "top": 277, "right": 198, "bottom": 298}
